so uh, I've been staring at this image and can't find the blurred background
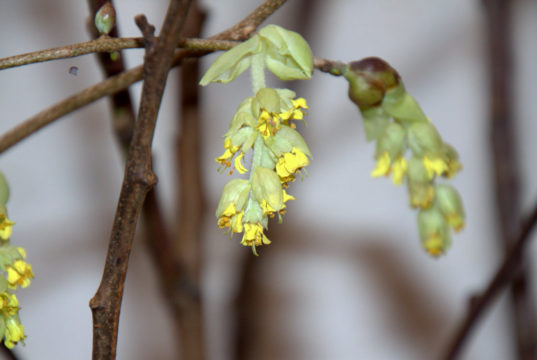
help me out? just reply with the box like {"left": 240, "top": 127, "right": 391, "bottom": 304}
{"left": 0, "top": 0, "right": 536, "bottom": 359}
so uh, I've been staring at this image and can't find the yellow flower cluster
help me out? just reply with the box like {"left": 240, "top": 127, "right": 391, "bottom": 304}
{"left": 215, "top": 88, "right": 311, "bottom": 254}
{"left": 0, "top": 174, "right": 33, "bottom": 348}
{"left": 368, "top": 118, "right": 465, "bottom": 257}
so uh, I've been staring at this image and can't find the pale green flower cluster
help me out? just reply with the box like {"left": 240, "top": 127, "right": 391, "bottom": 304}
{"left": 0, "top": 173, "right": 33, "bottom": 348}
{"left": 344, "top": 57, "right": 465, "bottom": 257}
{"left": 201, "top": 25, "right": 313, "bottom": 254}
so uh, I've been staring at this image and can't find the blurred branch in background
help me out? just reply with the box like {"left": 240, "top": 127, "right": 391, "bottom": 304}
{"left": 169, "top": 1, "right": 207, "bottom": 359}
{"left": 443, "top": 198, "right": 537, "bottom": 359}
{"left": 443, "top": 1, "right": 537, "bottom": 358}
{"left": 484, "top": 0, "right": 537, "bottom": 358}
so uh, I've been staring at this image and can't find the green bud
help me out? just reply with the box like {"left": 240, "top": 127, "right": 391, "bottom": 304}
{"left": 375, "top": 122, "right": 406, "bottom": 159}
{"left": 94, "top": 2, "right": 116, "bottom": 35}
{"left": 215, "top": 179, "right": 251, "bottom": 218}
{"left": 407, "top": 122, "right": 444, "bottom": 157}
{"left": 266, "top": 125, "right": 311, "bottom": 158}
{"left": 344, "top": 57, "right": 400, "bottom": 111}
{"left": 407, "top": 156, "right": 435, "bottom": 208}
{"left": 251, "top": 167, "right": 283, "bottom": 211}
{"left": 360, "top": 107, "right": 391, "bottom": 141}
{"left": 381, "top": 84, "right": 428, "bottom": 123}
{"left": 258, "top": 25, "right": 313, "bottom": 81}
{"left": 435, "top": 184, "right": 465, "bottom": 231}
{"left": 199, "top": 35, "right": 262, "bottom": 85}
{"left": 0, "top": 173, "right": 9, "bottom": 205}
{"left": 417, "top": 206, "right": 451, "bottom": 257}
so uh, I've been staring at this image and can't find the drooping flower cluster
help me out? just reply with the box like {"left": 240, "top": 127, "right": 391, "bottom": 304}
{"left": 344, "top": 57, "right": 465, "bottom": 257}
{"left": 201, "top": 24, "right": 314, "bottom": 254}
{"left": 214, "top": 89, "right": 311, "bottom": 253}
{"left": 0, "top": 173, "right": 33, "bottom": 348}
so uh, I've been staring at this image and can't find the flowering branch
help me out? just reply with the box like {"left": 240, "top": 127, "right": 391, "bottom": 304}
{"left": 88, "top": 0, "right": 193, "bottom": 358}
{"left": 443, "top": 198, "right": 537, "bottom": 359}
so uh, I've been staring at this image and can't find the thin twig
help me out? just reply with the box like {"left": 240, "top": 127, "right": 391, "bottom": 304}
{"left": 0, "top": 36, "right": 237, "bottom": 71}
{"left": 443, "top": 199, "right": 537, "bottom": 359}
{"left": 89, "top": 0, "right": 193, "bottom": 358}
{"left": 0, "top": 0, "right": 293, "bottom": 155}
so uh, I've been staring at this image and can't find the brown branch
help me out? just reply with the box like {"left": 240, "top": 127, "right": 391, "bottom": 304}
{"left": 0, "top": 0, "right": 290, "bottom": 155}
{"left": 0, "top": 36, "right": 237, "bottom": 71}
{"left": 88, "top": 0, "right": 193, "bottom": 358}
{"left": 443, "top": 199, "right": 537, "bottom": 360}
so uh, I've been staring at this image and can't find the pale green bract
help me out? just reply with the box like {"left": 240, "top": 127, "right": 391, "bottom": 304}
{"left": 199, "top": 24, "right": 313, "bottom": 86}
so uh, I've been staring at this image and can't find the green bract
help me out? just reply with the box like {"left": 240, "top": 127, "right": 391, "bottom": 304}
{"left": 382, "top": 84, "right": 428, "bottom": 124}
{"left": 251, "top": 167, "right": 283, "bottom": 211}
{"left": 200, "top": 36, "right": 262, "bottom": 85}
{"left": 258, "top": 25, "right": 313, "bottom": 80}
{"left": 215, "top": 179, "right": 251, "bottom": 218}
{"left": 200, "top": 25, "right": 313, "bottom": 86}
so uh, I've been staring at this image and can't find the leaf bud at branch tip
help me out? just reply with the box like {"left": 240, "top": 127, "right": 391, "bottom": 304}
{"left": 95, "top": 2, "right": 116, "bottom": 36}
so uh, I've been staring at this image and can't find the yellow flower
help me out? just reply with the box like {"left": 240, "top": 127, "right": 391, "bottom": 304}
{"left": 276, "top": 147, "right": 310, "bottom": 183}
{"left": 234, "top": 152, "right": 248, "bottom": 174}
{"left": 6, "top": 260, "right": 34, "bottom": 289}
{"left": 0, "top": 292, "right": 19, "bottom": 317}
{"left": 371, "top": 152, "right": 408, "bottom": 185}
{"left": 423, "top": 156, "right": 448, "bottom": 180}
{"left": 391, "top": 157, "right": 408, "bottom": 185}
{"left": 422, "top": 233, "right": 446, "bottom": 257}
{"left": 281, "top": 97, "right": 308, "bottom": 122}
{"left": 257, "top": 98, "right": 308, "bottom": 138}
{"left": 241, "top": 222, "right": 271, "bottom": 248}
{"left": 217, "top": 203, "right": 244, "bottom": 234}
{"left": 0, "top": 215, "right": 14, "bottom": 240}
{"left": 4, "top": 316, "right": 25, "bottom": 349}
{"left": 371, "top": 152, "right": 391, "bottom": 178}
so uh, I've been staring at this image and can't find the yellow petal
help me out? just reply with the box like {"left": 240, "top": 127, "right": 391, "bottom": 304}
{"left": 371, "top": 152, "right": 391, "bottom": 178}
{"left": 234, "top": 152, "right": 248, "bottom": 174}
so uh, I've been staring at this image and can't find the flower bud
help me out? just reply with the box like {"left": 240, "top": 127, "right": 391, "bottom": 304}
{"left": 375, "top": 122, "right": 406, "bottom": 160}
{"left": 407, "top": 156, "right": 435, "bottom": 208}
{"left": 407, "top": 122, "right": 444, "bottom": 157}
{"left": 94, "top": 2, "right": 116, "bottom": 35}
{"left": 435, "top": 184, "right": 465, "bottom": 231}
{"left": 258, "top": 25, "right": 313, "bottom": 80}
{"left": 344, "top": 57, "right": 400, "bottom": 111}
{"left": 417, "top": 206, "right": 451, "bottom": 257}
